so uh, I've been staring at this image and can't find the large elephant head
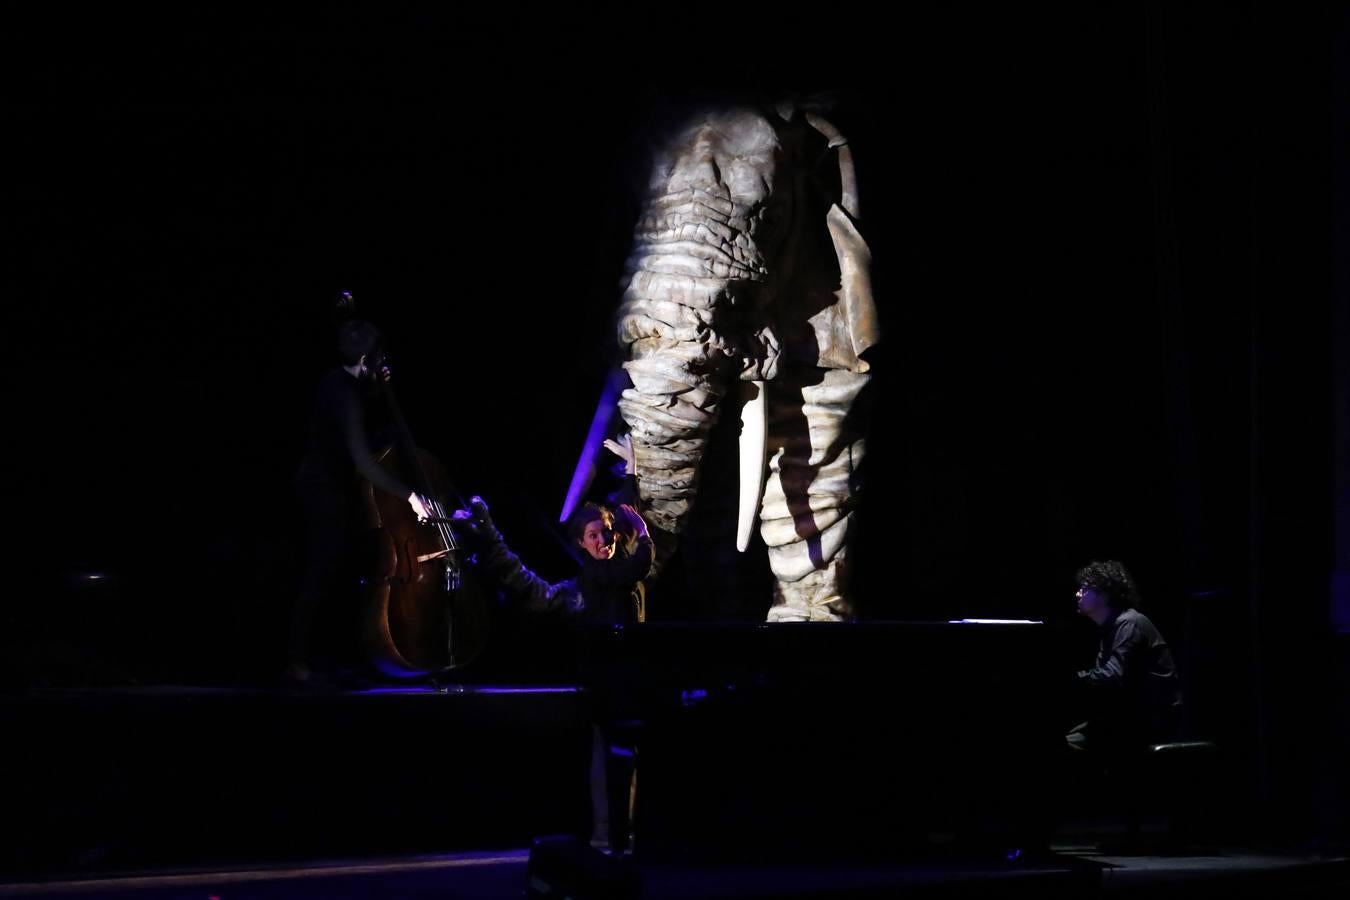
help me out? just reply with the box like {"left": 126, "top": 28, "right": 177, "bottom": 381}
{"left": 617, "top": 98, "right": 879, "bottom": 621}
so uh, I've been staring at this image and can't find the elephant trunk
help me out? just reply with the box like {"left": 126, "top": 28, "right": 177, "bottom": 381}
{"left": 616, "top": 110, "right": 787, "bottom": 537}
{"left": 616, "top": 190, "right": 763, "bottom": 535}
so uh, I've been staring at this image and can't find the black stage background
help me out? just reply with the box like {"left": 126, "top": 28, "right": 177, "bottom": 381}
{"left": 4, "top": 2, "right": 1345, "bottom": 850}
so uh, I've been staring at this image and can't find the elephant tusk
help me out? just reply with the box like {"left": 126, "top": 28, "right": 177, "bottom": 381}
{"left": 736, "top": 379, "right": 768, "bottom": 552}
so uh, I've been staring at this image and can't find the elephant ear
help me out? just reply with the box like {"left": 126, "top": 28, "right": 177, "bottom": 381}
{"left": 804, "top": 112, "right": 881, "bottom": 375}
{"left": 824, "top": 203, "right": 881, "bottom": 373}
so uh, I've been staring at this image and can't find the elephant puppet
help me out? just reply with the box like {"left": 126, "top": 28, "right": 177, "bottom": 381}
{"left": 617, "top": 98, "right": 880, "bottom": 622}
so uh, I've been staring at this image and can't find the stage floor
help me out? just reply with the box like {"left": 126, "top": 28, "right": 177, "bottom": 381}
{"left": 0, "top": 845, "right": 1345, "bottom": 899}
{"left": 5, "top": 660, "right": 1345, "bottom": 897}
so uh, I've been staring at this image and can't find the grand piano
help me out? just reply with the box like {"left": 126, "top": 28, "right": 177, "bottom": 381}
{"left": 584, "top": 619, "right": 1074, "bottom": 862}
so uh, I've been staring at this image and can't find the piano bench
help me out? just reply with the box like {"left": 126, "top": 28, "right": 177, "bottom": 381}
{"left": 1119, "top": 740, "right": 1221, "bottom": 851}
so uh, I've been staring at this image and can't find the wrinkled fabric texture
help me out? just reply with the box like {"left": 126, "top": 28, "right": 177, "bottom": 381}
{"left": 616, "top": 103, "right": 878, "bottom": 621}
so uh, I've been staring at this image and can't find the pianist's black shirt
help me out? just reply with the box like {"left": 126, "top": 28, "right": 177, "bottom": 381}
{"left": 1078, "top": 607, "right": 1182, "bottom": 743}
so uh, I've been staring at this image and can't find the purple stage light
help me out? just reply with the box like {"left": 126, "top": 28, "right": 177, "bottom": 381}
{"left": 561, "top": 366, "right": 629, "bottom": 523}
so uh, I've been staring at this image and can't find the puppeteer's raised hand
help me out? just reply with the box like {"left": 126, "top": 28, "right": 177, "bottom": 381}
{"left": 602, "top": 433, "right": 635, "bottom": 477}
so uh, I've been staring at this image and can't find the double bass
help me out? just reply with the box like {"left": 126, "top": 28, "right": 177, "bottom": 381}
{"left": 351, "top": 326, "right": 491, "bottom": 677}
